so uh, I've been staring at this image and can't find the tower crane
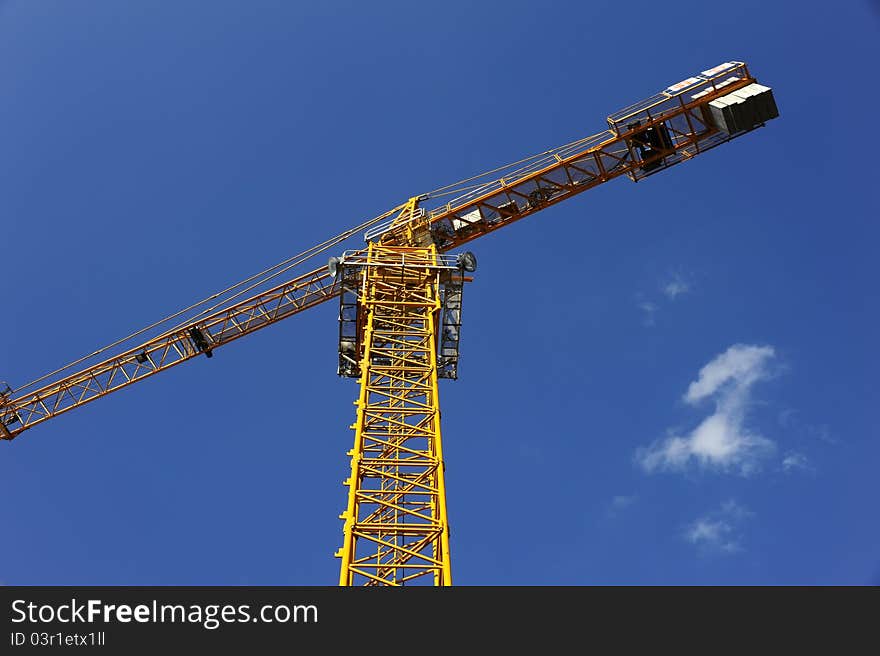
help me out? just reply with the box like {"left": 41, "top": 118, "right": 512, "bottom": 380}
{"left": 1, "top": 61, "right": 778, "bottom": 585}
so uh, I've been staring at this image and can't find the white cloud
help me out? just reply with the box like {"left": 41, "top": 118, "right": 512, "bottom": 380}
{"left": 719, "top": 499, "right": 754, "bottom": 520}
{"left": 684, "top": 344, "right": 775, "bottom": 403}
{"left": 686, "top": 519, "right": 738, "bottom": 552}
{"left": 808, "top": 424, "right": 836, "bottom": 444}
{"left": 661, "top": 274, "right": 691, "bottom": 300}
{"left": 636, "top": 272, "right": 692, "bottom": 327}
{"left": 782, "top": 451, "right": 811, "bottom": 473}
{"left": 636, "top": 344, "right": 777, "bottom": 475}
{"left": 685, "top": 500, "right": 753, "bottom": 554}
{"left": 637, "top": 300, "right": 658, "bottom": 326}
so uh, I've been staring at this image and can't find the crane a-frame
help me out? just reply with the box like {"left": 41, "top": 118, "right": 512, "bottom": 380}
{"left": 1, "top": 61, "right": 778, "bottom": 585}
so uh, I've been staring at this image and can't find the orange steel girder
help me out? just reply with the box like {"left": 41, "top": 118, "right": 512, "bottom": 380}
{"left": 0, "top": 266, "right": 339, "bottom": 439}
{"left": 2, "top": 61, "right": 776, "bottom": 450}
{"left": 379, "top": 62, "right": 765, "bottom": 252}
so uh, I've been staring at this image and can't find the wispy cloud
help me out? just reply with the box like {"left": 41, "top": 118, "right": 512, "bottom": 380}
{"left": 782, "top": 451, "right": 812, "bottom": 473}
{"left": 661, "top": 273, "right": 691, "bottom": 300}
{"left": 611, "top": 494, "right": 637, "bottom": 510}
{"left": 636, "top": 344, "right": 777, "bottom": 475}
{"left": 636, "top": 271, "right": 693, "bottom": 326}
{"left": 685, "top": 500, "right": 753, "bottom": 554}
{"left": 719, "top": 499, "right": 754, "bottom": 520}
{"left": 686, "top": 519, "right": 739, "bottom": 552}
{"left": 637, "top": 299, "right": 658, "bottom": 327}
{"left": 778, "top": 408, "right": 838, "bottom": 444}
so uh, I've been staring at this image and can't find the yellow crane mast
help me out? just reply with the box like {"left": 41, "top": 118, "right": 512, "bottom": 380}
{"left": 1, "top": 61, "right": 778, "bottom": 586}
{"left": 334, "top": 244, "right": 459, "bottom": 586}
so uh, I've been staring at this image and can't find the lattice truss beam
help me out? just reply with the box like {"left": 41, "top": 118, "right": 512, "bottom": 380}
{"left": 336, "top": 245, "right": 453, "bottom": 586}
{"left": 1, "top": 61, "right": 776, "bottom": 443}
{"left": 378, "top": 62, "right": 775, "bottom": 252}
{"left": 0, "top": 267, "right": 339, "bottom": 439}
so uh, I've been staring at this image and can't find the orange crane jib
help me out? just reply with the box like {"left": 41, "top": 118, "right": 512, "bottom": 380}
{"left": 1, "top": 61, "right": 778, "bottom": 441}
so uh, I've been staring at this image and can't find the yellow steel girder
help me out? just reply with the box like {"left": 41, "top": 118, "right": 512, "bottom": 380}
{"left": 335, "top": 244, "right": 452, "bottom": 586}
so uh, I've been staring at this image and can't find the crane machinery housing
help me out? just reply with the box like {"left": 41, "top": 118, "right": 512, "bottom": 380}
{"left": 1, "top": 61, "right": 778, "bottom": 586}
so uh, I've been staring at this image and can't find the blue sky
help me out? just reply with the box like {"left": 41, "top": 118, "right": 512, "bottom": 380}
{"left": 1, "top": 1, "right": 877, "bottom": 585}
